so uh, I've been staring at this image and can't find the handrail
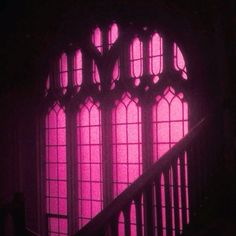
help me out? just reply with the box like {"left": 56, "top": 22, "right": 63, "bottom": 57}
{"left": 76, "top": 111, "right": 223, "bottom": 236}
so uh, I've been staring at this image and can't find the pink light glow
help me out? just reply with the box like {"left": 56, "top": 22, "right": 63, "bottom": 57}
{"left": 111, "top": 60, "right": 120, "bottom": 89}
{"left": 149, "top": 33, "right": 163, "bottom": 75}
{"left": 130, "top": 37, "right": 143, "bottom": 78}
{"left": 92, "top": 60, "right": 101, "bottom": 86}
{"left": 74, "top": 50, "right": 83, "bottom": 86}
{"left": 45, "top": 104, "right": 67, "bottom": 235}
{"left": 152, "top": 87, "right": 189, "bottom": 234}
{"left": 77, "top": 97, "right": 103, "bottom": 229}
{"left": 108, "top": 23, "right": 118, "bottom": 49}
{"left": 174, "top": 43, "right": 187, "bottom": 80}
{"left": 92, "top": 27, "right": 103, "bottom": 53}
{"left": 59, "top": 53, "right": 68, "bottom": 88}
{"left": 153, "top": 87, "right": 188, "bottom": 160}
{"left": 112, "top": 93, "right": 142, "bottom": 197}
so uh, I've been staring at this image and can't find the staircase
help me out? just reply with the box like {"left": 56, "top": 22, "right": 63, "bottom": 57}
{"left": 75, "top": 111, "right": 225, "bottom": 236}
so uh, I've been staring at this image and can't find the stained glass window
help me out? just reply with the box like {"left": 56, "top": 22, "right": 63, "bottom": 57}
{"left": 76, "top": 98, "right": 103, "bottom": 228}
{"left": 45, "top": 104, "right": 68, "bottom": 235}
{"left": 149, "top": 33, "right": 163, "bottom": 83}
{"left": 112, "top": 93, "right": 142, "bottom": 197}
{"left": 43, "top": 23, "right": 190, "bottom": 236}
{"left": 174, "top": 43, "right": 187, "bottom": 80}
{"left": 59, "top": 53, "right": 68, "bottom": 89}
{"left": 74, "top": 50, "right": 83, "bottom": 88}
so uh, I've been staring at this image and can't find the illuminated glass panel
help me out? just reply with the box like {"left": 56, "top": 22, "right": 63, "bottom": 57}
{"left": 174, "top": 43, "right": 187, "bottom": 80}
{"left": 111, "top": 60, "right": 120, "bottom": 90}
{"left": 92, "top": 61, "right": 101, "bottom": 89}
{"left": 59, "top": 53, "right": 68, "bottom": 88}
{"left": 153, "top": 88, "right": 189, "bottom": 234}
{"left": 92, "top": 27, "right": 103, "bottom": 53}
{"left": 45, "top": 104, "right": 68, "bottom": 235}
{"left": 112, "top": 93, "right": 142, "bottom": 197}
{"left": 76, "top": 97, "right": 103, "bottom": 229}
{"left": 74, "top": 50, "right": 83, "bottom": 88}
{"left": 149, "top": 33, "right": 163, "bottom": 82}
{"left": 152, "top": 87, "right": 188, "bottom": 160}
{"left": 130, "top": 37, "right": 143, "bottom": 79}
{"left": 108, "top": 23, "right": 118, "bottom": 49}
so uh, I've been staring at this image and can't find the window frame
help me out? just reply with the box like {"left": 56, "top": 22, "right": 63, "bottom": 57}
{"left": 40, "top": 23, "right": 190, "bottom": 236}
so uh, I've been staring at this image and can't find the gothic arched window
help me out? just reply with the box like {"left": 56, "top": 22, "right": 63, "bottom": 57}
{"left": 43, "top": 22, "right": 189, "bottom": 235}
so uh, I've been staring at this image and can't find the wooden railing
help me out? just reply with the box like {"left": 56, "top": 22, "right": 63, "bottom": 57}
{"left": 76, "top": 112, "right": 223, "bottom": 236}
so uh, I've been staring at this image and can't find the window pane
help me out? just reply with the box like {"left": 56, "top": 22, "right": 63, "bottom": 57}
{"left": 76, "top": 97, "right": 103, "bottom": 229}
{"left": 152, "top": 87, "right": 188, "bottom": 159}
{"left": 112, "top": 93, "right": 142, "bottom": 197}
{"left": 130, "top": 37, "right": 143, "bottom": 78}
{"left": 92, "top": 27, "right": 102, "bottom": 53}
{"left": 108, "top": 23, "right": 118, "bottom": 49}
{"left": 45, "top": 104, "right": 67, "bottom": 234}
{"left": 59, "top": 53, "right": 68, "bottom": 88}
{"left": 149, "top": 33, "right": 163, "bottom": 76}
{"left": 74, "top": 49, "right": 83, "bottom": 87}
{"left": 174, "top": 43, "right": 187, "bottom": 80}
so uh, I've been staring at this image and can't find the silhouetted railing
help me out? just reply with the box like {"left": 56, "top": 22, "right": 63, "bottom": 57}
{"left": 75, "top": 111, "right": 223, "bottom": 236}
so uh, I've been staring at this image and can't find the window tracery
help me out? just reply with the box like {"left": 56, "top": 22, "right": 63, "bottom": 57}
{"left": 43, "top": 23, "right": 189, "bottom": 235}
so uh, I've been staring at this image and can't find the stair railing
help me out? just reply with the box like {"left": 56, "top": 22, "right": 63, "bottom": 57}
{"left": 76, "top": 111, "right": 223, "bottom": 236}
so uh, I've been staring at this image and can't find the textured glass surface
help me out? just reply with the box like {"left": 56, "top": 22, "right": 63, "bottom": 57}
{"left": 174, "top": 43, "right": 187, "bottom": 80}
{"left": 92, "top": 27, "right": 102, "bottom": 53}
{"left": 76, "top": 97, "right": 103, "bottom": 229}
{"left": 59, "top": 53, "right": 68, "bottom": 88}
{"left": 108, "top": 23, "right": 118, "bottom": 49}
{"left": 130, "top": 37, "right": 143, "bottom": 78}
{"left": 45, "top": 104, "right": 68, "bottom": 235}
{"left": 149, "top": 33, "right": 163, "bottom": 76}
{"left": 112, "top": 93, "right": 142, "bottom": 197}
{"left": 74, "top": 50, "right": 83, "bottom": 87}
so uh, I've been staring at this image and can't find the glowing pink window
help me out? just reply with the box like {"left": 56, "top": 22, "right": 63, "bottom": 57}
{"left": 111, "top": 60, "right": 120, "bottom": 90}
{"left": 108, "top": 23, "right": 118, "bottom": 49}
{"left": 45, "top": 104, "right": 68, "bottom": 235}
{"left": 59, "top": 53, "right": 68, "bottom": 88}
{"left": 130, "top": 37, "right": 143, "bottom": 80}
{"left": 92, "top": 60, "right": 101, "bottom": 90}
{"left": 174, "top": 43, "right": 187, "bottom": 80}
{"left": 74, "top": 49, "right": 83, "bottom": 87}
{"left": 149, "top": 33, "right": 163, "bottom": 83}
{"left": 152, "top": 87, "right": 189, "bottom": 234}
{"left": 112, "top": 93, "right": 142, "bottom": 197}
{"left": 76, "top": 97, "right": 103, "bottom": 229}
{"left": 152, "top": 87, "right": 188, "bottom": 159}
{"left": 92, "top": 27, "right": 103, "bottom": 53}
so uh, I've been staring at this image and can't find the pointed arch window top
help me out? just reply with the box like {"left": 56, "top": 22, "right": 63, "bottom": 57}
{"left": 74, "top": 49, "right": 83, "bottom": 87}
{"left": 149, "top": 33, "right": 163, "bottom": 76}
{"left": 92, "top": 61, "right": 101, "bottom": 88}
{"left": 111, "top": 60, "right": 120, "bottom": 90}
{"left": 108, "top": 23, "right": 119, "bottom": 49}
{"left": 59, "top": 53, "right": 68, "bottom": 88}
{"left": 130, "top": 37, "right": 143, "bottom": 78}
{"left": 92, "top": 27, "right": 103, "bottom": 53}
{"left": 174, "top": 43, "right": 187, "bottom": 80}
